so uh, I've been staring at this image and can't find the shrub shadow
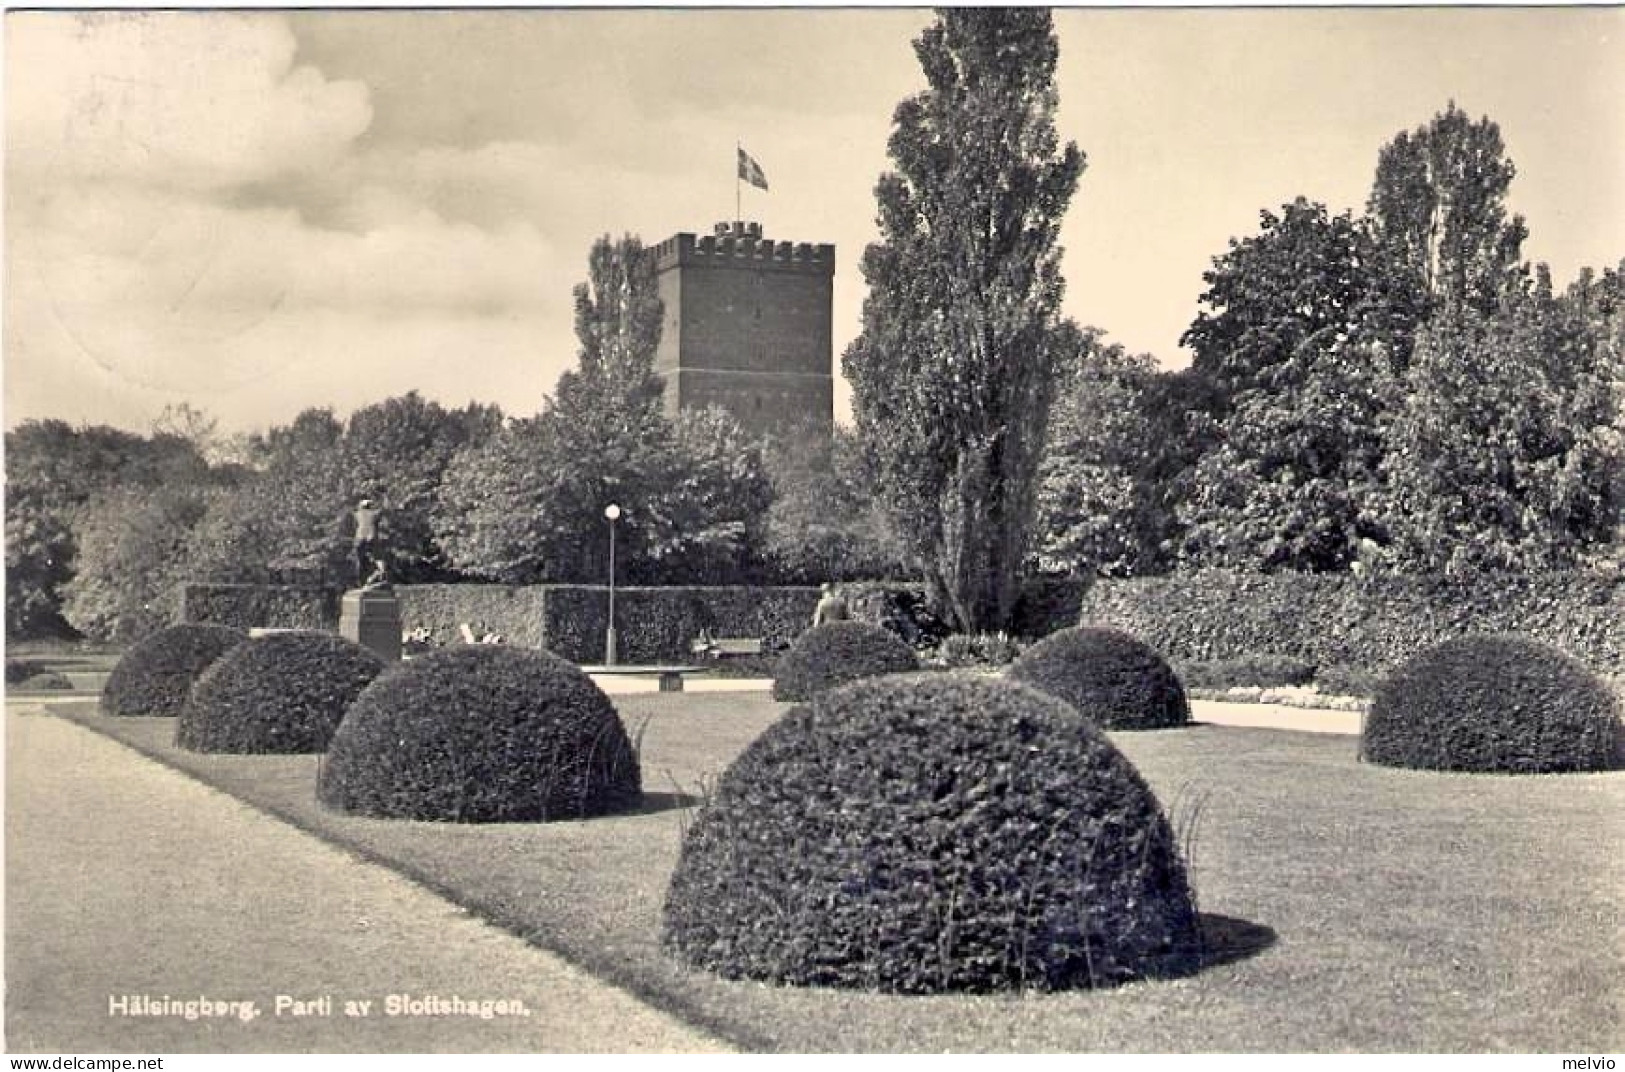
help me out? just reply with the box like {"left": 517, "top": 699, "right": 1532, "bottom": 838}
{"left": 1196, "top": 912, "right": 1278, "bottom": 970}
{"left": 635, "top": 790, "right": 703, "bottom": 815}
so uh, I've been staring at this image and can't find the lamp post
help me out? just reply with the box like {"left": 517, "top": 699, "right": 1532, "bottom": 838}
{"left": 604, "top": 504, "right": 621, "bottom": 666}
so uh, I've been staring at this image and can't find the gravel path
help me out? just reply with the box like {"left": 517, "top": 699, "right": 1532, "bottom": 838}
{"left": 3, "top": 704, "right": 731, "bottom": 1054}
{"left": 1189, "top": 698, "right": 1363, "bottom": 735}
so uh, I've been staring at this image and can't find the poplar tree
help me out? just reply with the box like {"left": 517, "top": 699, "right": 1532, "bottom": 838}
{"left": 843, "top": 8, "right": 1084, "bottom": 631}
{"left": 562, "top": 233, "right": 666, "bottom": 417}
{"left": 1366, "top": 102, "right": 1527, "bottom": 321}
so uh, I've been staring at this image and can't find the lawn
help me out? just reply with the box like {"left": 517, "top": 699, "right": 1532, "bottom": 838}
{"left": 57, "top": 693, "right": 1624, "bottom": 1052}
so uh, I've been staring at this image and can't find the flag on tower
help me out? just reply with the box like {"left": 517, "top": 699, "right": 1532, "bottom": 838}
{"left": 737, "top": 147, "right": 769, "bottom": 191}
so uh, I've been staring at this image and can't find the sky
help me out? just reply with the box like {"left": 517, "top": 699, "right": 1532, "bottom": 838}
{"left": 5, "top": 6, "right": 1623, "bottom": 435}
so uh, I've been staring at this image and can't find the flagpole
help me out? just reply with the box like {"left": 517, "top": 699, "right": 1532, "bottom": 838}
{"left": 735, "top": 139, "right": 741, "bottom": 223}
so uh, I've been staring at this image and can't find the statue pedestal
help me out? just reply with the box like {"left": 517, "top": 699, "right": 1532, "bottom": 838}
{"left": 340, "top": 587, "right": 402, "bottom": 663}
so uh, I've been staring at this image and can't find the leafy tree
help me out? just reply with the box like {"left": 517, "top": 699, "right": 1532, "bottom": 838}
{"left": 435, "top": 405, "right": 772, "bottom": 585}
{"left": 180, "top": 409, "right": 353, "bottom": 585}
{"left": 432, "top": 417, "right": 561, "bottom": 584}
{"left": 5, "top": 501, "right": 76, "bottom": 639}
{"left": 1379, "top": 268, "right": 1621, "bottom": 572}
{"left": 1174, "top": 199, "right": 1399, "bottom": 571}
{"left": 569, "top": 233, "right": 665, "bottom": 406}
{"left": 1553, "top": 261, "right": 1625, "bottom": 561}
{"left": 1036, "top": 326, "right": 1224, "bottom": 578}
{"left": 844, "top": 8, "right": 1085, "bottom": 632}
{"left": 1135, "top": 368, "right": 1227, "bottom": 561}
{"left": 5, "top": 419, "right": 209, "bottom": 637}
{"left": 61, "top": 484, "right": 214, "bottom": 642}
{"left": 1366, "top": 101, "right": 1527, "bottom": 320}
{"left": 436, "top": 233, "right": 772, "bottom": 585}
{"left": 762, "top": 422, "right": 908, "bottom": 584}
{"left": 341, "top": 392, "right": 504, "bottom": 582}
{"left": 1184, "top": 200, "right": 1380, "bottom": 400}
{"left": 640, "top": 406, "right": 775, "bottom": 584}
{"left": 1177, "top": 334, "right": 1396, "bottom": 572}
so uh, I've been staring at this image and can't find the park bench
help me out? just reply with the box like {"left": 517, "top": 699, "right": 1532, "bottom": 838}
{"left": 691, "top": 632, "right": 790, "bottom": 662}
{"left": 579, "top": 664, "right": 705, "bottom": 692}
{"left": 691, "top": 635, "right": 767, "bottom": 659}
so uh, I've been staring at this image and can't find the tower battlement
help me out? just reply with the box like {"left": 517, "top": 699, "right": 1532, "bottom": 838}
{"left": 650, "top": 220, "right": 835, "bottom": 440}
{"left": 651, "top": 222, "right": 834, "bottom": 275}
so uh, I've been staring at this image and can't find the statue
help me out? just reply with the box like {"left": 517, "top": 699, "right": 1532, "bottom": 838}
{"left": 362, "top": 558, "right": 392, "bottom": 591}
{"left": 351, "top": 498, "right": 385, "bottom": 589}
{"left": 341, "top": 498, "right": 401, "bottom": 662}
{"left": 812, "top": 582, "right": 850, "bottom": 627}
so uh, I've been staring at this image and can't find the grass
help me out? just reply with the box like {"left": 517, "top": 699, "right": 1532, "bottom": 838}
{"left": 4, "top": 638, "right": 123, "bottom": 664}
{"left": 6, "top": 645, "right": 120, "bottom": 695}
{"left": 55, "top": 693, "right": 1624, "bottom": 1052}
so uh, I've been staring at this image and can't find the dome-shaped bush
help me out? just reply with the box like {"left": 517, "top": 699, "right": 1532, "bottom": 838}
{"left": 101, "top": 623, "right": 248, "bottom": 717}
{"left": 318, "top": 645, "right": 641, "bottom": 821}
{"left": 1363, "top": 633, "right": 1623, "bottom": 774}
{"left": 772, "top": 620, "right": 920, "bottom": 701}
{"left": 664, "top": 673, "right": 1202, "bottom": 993}
{"left": 1007, "top": 626, "right": 1189, "bottom": 730}
{"left": 175, "top": 631, "right": 386, "bottom": 754}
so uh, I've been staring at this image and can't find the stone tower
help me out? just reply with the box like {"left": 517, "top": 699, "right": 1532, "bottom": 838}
{"left": 650, "top": 221, "right": 834, "bottom": 440}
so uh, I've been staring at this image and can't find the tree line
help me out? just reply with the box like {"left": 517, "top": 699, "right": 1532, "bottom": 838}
{"left": 8, "top": 10, "right": 1621, "bottom": 643}
{"left": 846, "top": 12, "right": 1621, "bottom": 633}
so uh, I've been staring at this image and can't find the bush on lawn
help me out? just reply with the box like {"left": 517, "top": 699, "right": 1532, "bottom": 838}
{"left": 318, "top": 645, "right": 641, "bottom": 821}
{"left": 1314, "top": 664, "right": 1383, "bottom": 699}
{"left": 100, "top": 623, "right": 248, "bottom": 717}
{"left": 1008, "top": 626, "right": 1189, "bottom": 730}
{"left": 772, "top": 620, "right": 920, "bottom": 702}
{"left": 1176, "top": 655, "right": 1316, "bottom": 691}
{"left": 935, "top": 631, "right": 1026, "bottom": 669}
{"left": 6, "top": 658, "right": 39, "bottom": 686}
{"left": 176, "top": 631, "right": 386, "bottom": 754}
{"left": 1362, "top": 634, "right": 1623, "bottom": 774}
{"left": 663, "top": 673, "right": 1203, "bottom": 993}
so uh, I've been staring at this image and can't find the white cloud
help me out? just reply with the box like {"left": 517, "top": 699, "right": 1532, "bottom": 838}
{"left": 7, "top": 11, "right": 372, "bottom": 192}
{"left": 4, "top": 12, "right": 581, "bottom": 431}
{"left": 8, "top": 179, "right": 573, "bottom": 415}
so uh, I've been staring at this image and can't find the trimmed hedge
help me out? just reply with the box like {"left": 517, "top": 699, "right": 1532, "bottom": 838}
{"left": 317, "top": 645, "right": 641, "bottom": 821}
{"left": 176, "top": 631, "right": 386, "bottom": 754}
{"left": 1008, "top": 627, "right": 1190, "bottom": 730}
{"left": 101, "top": 624, "right": 248, "bottom": 717}
{"left": 537, "top": 586, "right": 818, "bottom": 664}
{"left": 178, "top": 584, "right": 339, "bottom": 632}
{"left": 1362, "top": 634, "right": 1623, "bottom": 774}
{"left": 772, "top": 621, "right": 921, "bottom": 702}
{"left": 663, "top": 673, "right": 1203, "bottom": 992}
{"left": 396, "top": 584, "right": 820, "bottom": 664}
{"left": 395, "top": 585, "right": 551, "bottom": 650}
{"left": 1175, "top": 656, "right": 1316, "bottom": 691}
{"left": 1075, "top": 569, "right": 1624, "bottom": 674}
{"left": 182, "top": 579, "right": 1093, "bottom": 665}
